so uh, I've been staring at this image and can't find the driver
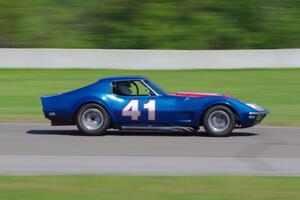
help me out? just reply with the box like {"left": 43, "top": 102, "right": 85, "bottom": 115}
{"left": 116, "top": 81, "right": 132, "bottom": 96}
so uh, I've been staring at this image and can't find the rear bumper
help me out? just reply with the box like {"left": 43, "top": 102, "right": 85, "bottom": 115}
{"left": 43, "top": 109, "right": 75, "bottom": 126}
{"left": 51, "top": 120, "right": 74, "bottom": 126}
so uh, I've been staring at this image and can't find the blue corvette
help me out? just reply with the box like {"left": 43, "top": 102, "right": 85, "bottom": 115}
{"left": 41, "top": 76, "right": 269, "bottom": 136}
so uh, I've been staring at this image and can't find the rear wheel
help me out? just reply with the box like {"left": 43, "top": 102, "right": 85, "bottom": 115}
{"left": 76, "top": 103, "right": 110, "bottom": 136}
{"left": 203, "top": 105, "right": 236, "bottom": 137}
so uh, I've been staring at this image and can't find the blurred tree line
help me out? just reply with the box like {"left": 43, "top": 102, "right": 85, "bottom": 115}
{"left": 1, "top": 0, "right": 300, "bottom": 49}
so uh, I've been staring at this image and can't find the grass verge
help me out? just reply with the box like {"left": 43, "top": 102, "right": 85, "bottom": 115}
{"left": 0, "top": 175, "right": 299, "bottom": 200}
{"left": 0, "top": 68, "right": 299, "bottom": 126}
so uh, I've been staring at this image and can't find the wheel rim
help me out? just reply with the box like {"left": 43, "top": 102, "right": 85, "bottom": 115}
{"left": 208, "top": 110, "right": 230, "bottom": 133}
{"left": 81, "top": 108, "right": 104, "bottom": 131}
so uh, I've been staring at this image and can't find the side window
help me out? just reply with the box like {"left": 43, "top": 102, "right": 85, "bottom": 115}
{"left": 112, "top": 80, "right": 155, "bottom": 96}
{"left": 134, "top": 81, "right": 151, "bottom": 96}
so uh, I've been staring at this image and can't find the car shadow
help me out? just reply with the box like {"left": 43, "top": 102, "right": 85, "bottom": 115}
{"left": 27, "top": 129, "right": 82, "bottom": 136}
{"left": 26, "top": 129, "right": 258, "bottom": 137}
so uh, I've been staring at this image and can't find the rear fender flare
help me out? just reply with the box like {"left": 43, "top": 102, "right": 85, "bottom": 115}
{"left": 72, "top": 97, "right": 115, "bottom": 125}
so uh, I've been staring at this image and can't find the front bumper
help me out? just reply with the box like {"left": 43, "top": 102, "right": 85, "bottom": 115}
{"left": 237, "top": 109, "right": 270, "bottom": 128}
{"left": 248, "top": 110, "right": 270, "bottom": 124}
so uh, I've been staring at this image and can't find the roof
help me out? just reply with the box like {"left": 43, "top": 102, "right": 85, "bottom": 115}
{"left": 98, "top": 76, "right": 146, "bottom": 82}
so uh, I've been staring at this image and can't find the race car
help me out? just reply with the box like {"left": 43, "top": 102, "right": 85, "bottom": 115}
{"left": 41, "top": 76, "right": 269, "bottom": 136}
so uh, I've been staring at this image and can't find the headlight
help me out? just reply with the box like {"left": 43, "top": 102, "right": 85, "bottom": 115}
{"left": 246, "top": 103, "right": 265, "bottom": 111}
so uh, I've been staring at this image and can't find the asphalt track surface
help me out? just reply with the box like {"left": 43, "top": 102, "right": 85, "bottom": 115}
{"left": 0, "top": 123, "right": 300, "bottom": 176}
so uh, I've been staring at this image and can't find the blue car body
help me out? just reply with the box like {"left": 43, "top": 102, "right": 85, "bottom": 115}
{"left": 41, "top": 76, "right": 269, "bottom": 129}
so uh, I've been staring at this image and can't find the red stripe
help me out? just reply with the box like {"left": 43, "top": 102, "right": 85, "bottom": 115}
{"left": 170, "top": 92, "right": 222, "bottom": 98}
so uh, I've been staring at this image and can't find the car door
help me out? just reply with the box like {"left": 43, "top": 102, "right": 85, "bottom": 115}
{"left": 115, "top": 95, "right": 198, "bottom": 126}
{"left": 110, "top": 96, "right": 196, "bottom": 127}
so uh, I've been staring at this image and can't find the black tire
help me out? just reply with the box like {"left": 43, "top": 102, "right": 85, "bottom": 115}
{"left": 203, "top": 105, "right": 236, "bottom": 137}
{"left": 76, "top": 103, "right": 110, "bottom": 136}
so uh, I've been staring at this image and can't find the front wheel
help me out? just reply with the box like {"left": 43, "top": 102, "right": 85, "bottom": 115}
{"left": 76, "top": 103, "right": 110, "bottom": 136}
{"left": 203, "top": 105, "right": 236, "bottom": 137}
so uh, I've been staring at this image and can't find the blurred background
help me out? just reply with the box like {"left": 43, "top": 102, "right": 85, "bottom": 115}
{"left": 0, "top": 0, "right": 300, "bottom": 126}
{"left": 1, "top": 0, "right": 300, "bottom": 49}
{"left": 0, "top": 1, "right": 300, "bottom": 199}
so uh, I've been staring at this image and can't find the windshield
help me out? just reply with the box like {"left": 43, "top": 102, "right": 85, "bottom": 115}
{"left": 143, "top": 79, "right": 167, "bottom": 96}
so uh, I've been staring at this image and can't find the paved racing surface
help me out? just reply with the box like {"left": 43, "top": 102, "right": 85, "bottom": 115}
{"left": 0, "top": 123, "right": 300, "bottom": 176}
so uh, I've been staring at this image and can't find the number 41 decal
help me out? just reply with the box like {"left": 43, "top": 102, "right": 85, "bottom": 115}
{"left": 122, "top": 100, "right": 156, "bottom": 121}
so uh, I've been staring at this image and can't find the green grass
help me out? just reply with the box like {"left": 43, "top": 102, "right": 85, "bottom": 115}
{"left": 0, "top": 68, "right": 299, "bottom": 126}
{"left": 0, "top": 175, "right": 299, "bottom": 200}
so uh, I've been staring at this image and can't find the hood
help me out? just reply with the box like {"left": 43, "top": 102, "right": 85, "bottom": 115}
{"left": 171, "top": 92, "right": 223, "bottom": 98}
